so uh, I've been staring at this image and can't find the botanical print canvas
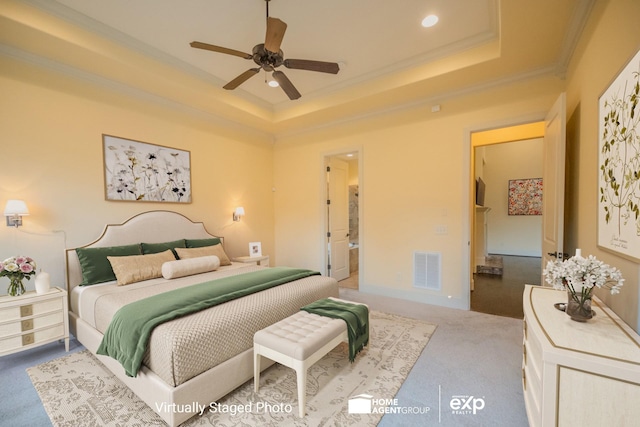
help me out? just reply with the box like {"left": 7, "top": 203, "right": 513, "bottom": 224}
{"left": 103, "top": 135, "right": 191, "bottom": 203}
{"left": 508, "top": 178, "right": 542, "bottom": 215}
{"left": 598, "top": 48, "right": 640, "bottom": 262}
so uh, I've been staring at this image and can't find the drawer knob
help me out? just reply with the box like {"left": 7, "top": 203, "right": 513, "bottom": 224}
{"left": 22, "top": 333, "right": 34, "bottom": 346}
{"left": 20, "top": 305, "right": 33, "bottom": 317}
{"left": 21, "top": 319, "right": 34, "bottom": 331}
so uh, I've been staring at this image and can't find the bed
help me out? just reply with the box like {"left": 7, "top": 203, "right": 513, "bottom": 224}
{"left": 65, "top": 210, "right": 338, "bottom": 426}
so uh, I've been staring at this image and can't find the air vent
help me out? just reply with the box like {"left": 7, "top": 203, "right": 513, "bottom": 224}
{"left": 413, "top": 251, "right": 441, "bottom": 291}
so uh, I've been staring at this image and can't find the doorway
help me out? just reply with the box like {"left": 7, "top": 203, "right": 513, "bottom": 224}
{"left": 325, "top": 151, "right": 360, "bottom": 289}
{"left": 470, "top": 122, "right": 546, "bottom": 317}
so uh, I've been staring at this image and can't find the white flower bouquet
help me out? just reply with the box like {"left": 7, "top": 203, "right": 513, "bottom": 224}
{"left": 543, "top": 252, "right": 624, "bottom": 296}
{"left": 543, "top": 250, "right": 623, "bottom": 320}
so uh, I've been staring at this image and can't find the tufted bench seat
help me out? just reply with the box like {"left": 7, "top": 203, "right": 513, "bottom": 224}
{"left": 253, "top": 297, "right": 368, "bottom": 417}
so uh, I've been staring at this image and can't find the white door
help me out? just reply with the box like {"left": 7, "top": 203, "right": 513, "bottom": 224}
{"left": 328, "top": 158, "right": 350, "bottom": 281}
{"left": 541, "top": 93, "right": 567, "bottom": 282}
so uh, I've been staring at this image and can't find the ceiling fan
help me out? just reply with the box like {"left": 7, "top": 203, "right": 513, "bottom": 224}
{"left": 190, "top": 0, "right": 340, "bottom": 100}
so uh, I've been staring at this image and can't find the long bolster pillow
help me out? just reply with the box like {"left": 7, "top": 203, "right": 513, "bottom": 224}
{"left": 161, "top": 256, "right": 220, "bottom": 279}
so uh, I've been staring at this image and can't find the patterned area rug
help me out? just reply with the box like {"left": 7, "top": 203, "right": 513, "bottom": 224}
{"left": 28, "top": 311, "right": 436, "bottom": 426}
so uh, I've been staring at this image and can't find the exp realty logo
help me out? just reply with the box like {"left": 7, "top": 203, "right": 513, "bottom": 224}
{"left": 449, "top": 394, "right": 485, "bottom": 415}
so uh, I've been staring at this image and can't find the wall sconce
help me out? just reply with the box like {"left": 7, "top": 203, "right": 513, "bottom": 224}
{"left": 4, "top": 199, "right": 29, "bottom": 228}
{"left": 233, "top": 206, "right": 245, "bottom": 222}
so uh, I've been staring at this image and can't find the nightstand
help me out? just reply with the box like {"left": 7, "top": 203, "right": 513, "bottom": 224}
{"left": 0, "top": 287, "right": 69, "bottom": 356}
{"left": 233, "top": 255, "right": 270, "bottom": 267}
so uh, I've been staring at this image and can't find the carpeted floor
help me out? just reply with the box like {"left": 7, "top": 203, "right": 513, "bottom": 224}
{"left": 27, "top": 311, "right": 436, "bottom": 427}
{"left": 1, "top": 289, "right": 527, "bottom": 427}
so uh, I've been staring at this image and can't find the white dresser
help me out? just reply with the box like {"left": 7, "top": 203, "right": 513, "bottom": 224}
{"left": 0, "top": 287, "right": 69, "bottom": 356}
{"left": 522, "top": 285, "right": 640, "bottom": 426}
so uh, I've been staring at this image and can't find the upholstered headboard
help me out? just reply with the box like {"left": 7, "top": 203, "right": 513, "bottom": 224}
{"left": 65, "top": 210, "right": 222, "bottom": 292}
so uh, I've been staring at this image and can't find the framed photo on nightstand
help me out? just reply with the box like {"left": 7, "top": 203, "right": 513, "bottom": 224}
{"left": 249, "top": 242, "right": 262, "bottom": 257}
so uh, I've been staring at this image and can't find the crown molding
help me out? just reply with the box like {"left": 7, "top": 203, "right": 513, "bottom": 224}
{"left": 0, "top": 43, "right": 274, "bottom": 144}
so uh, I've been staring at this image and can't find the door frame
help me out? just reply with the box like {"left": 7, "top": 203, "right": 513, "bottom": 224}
{"left": 466, "top": 118, "right": 547, "bottom": 300}
{"left": 322, "top": 148, "right": 363, "bottom": 283}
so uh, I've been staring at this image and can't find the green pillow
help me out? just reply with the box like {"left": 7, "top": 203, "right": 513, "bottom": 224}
{"left": 140, "top": 239, "right": 185, "bottom": 258}
{"left": 76, "top": 244, "right": 142, "bottom": 285}
{"left": 185, "top": 237, "right": 222, "bottom": 248}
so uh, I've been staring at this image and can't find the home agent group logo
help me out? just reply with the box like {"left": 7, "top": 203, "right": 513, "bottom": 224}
{"left": 348, "top": 394, "right": 373, "bottom": 414}
{"left": 348, "top": 394, "right": 431, "bottom": 415}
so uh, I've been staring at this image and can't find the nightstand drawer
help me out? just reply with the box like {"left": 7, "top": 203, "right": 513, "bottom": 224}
{"left": 0, "top": 324, "right": 65, "bottom": 353}
{"left": 0, "top": 287, "right": 69, "bottom": 357}
{"left": 0, "top": 298, "right": 63, "bottom": 322}
{"left": 0, "top": 311, "right": 63, "bottom": 335}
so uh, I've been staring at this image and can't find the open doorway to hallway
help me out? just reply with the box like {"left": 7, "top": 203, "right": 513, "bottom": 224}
{"left": 325, "top": 151, "right": 360, "bottom": 289}
{"left": 471, "top": 124, "right": 545, "bottom": 317}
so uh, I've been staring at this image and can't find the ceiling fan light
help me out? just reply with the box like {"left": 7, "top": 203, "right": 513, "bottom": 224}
{"left": 422, "top": 15, "right": 439, "bottom": 28}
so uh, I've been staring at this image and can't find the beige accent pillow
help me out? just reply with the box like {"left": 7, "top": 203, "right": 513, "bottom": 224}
{"left": 107, "top": 249, "right": 176, "bottom": 286}
{"left": 162, "top": 256, "right": 220, "bottom": 279}
{"left": 174, "top": 244, "right": 231, "bottom": 266}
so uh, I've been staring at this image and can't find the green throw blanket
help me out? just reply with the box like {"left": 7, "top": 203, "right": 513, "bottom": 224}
{"left": 301, "top": 298, "right": 369, "bottom": 362}
{"left": 97, "top": 267, "right": 320, "bottom": 377}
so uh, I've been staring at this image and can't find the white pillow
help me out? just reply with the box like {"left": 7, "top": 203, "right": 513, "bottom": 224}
{"left": 161, "top": 256, "right": 220, "bottom": 279}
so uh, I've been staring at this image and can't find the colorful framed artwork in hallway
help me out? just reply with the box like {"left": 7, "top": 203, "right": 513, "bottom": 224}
{"left": 507, "top": 178, "right": 542, "bottom": 216}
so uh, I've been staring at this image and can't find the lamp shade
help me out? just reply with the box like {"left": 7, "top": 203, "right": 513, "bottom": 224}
{"left": 4, "top": 199, "right": 29, "bottom": 216}
{"left": 234, "top": 207, "right": 245, "bottom": 217}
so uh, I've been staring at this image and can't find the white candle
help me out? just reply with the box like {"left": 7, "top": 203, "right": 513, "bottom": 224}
{"left": 35, "top": 270, "right": 51, "bottom": 294}
{"left": 575, "top": 249, "right": 582, "bottom": 258}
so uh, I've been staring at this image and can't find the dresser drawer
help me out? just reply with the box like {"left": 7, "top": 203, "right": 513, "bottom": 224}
{"left": 0, "top": 324, "right": 65, "bottom": 353}
{"left": 0, "top": 297, "right": 63, "bottom": 322}
{"left": 0, "top": 311, "right": 63, "bottom": 336}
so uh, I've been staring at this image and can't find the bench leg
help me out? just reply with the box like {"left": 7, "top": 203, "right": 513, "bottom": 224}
{"left": 254, "top": 350, "right": 261, "bottom": 393}
{"left": 296, "top": 366, "right": 306, "bottom": 417}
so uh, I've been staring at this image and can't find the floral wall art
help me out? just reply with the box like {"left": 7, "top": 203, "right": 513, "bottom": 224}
{"left": 103, "top": 135, "right": 191, "bottom": 203}
{"left": 508, "top": 178, "right": 543, "bottom": 216}
{"left": 598, "top": 48, "right": 640, "bottom": 262}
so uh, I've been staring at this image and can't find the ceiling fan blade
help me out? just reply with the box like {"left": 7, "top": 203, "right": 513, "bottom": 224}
{"left": 190, "top": 41, "right": 252, "bottom": 59}
{"left": 223, "top": 68, "right": 260, "bottom": 90}
{"left": 272, "top": 70, "right": 301, "bottom": 100}
{"left": 284, "top": 59, "right": 340, "bottom": 74}
{"left": 264, "top": 17, "right": 287, "bottom": 53}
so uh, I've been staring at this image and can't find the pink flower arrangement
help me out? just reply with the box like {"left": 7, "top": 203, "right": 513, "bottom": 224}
{"left": 1, "top": 256, "right": 37, "bottom": 296}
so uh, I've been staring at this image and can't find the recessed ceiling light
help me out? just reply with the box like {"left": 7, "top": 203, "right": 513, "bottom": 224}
{"left": 422, "top": 14, "right": 439, "bottom": 28}
{"left": 268, "top": 80, "right": 279, "bottom": 88}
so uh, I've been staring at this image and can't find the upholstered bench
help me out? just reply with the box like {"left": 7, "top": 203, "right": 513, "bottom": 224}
{"left": 253, "top": 298, "right": 368, "bottom": 417}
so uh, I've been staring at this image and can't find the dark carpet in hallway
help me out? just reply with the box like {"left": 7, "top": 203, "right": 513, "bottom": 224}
{"left": 471, "top": 255, "right": 542, "bottom": 319}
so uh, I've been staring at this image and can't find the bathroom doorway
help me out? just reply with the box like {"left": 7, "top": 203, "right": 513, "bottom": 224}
{"left": 325, "top": 151, "right": 360, "bottom": 289}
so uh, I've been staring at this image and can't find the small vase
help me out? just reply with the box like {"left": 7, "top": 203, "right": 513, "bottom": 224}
{"left": 8, "top": 276, "right": 25, "bottom": 297}
{"left": 566, "top": 291, "right": 593, "bottom": 322}
{"left": 35, "top": 270, "right": 51, "bottom": 294}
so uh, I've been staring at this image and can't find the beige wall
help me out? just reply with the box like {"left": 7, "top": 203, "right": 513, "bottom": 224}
{"left": 273, "top": 77, "right": 563, "bottom": 309}
{"left": 565, "top": 0, "right": 640, "bottom": 330}
{"left": 273, "top": 0, "right": 640, "bottom": 329}
{"left": 0, "top": 73, "right": 275, "bottom": 289}
{"left": 484, "top": 138, "right": 543, "bottom": 257}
